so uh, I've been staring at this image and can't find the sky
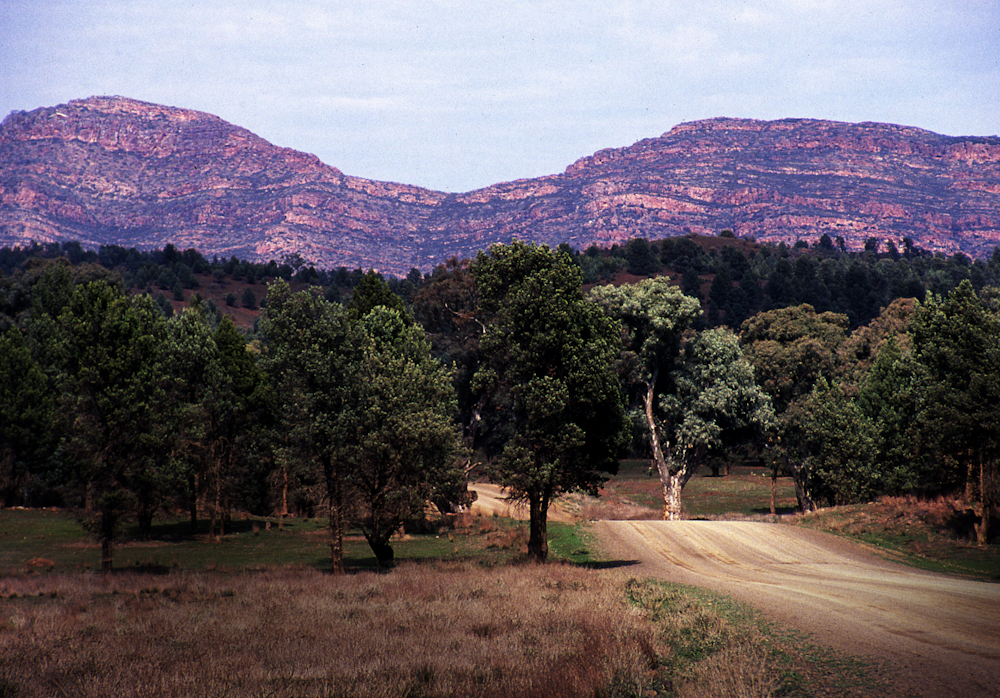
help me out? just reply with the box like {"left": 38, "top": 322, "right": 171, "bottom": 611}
{"left": 2, "top": 1, "right": 999, "bottom": 193}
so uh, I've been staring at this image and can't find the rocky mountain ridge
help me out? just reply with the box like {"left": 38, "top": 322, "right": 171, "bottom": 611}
{"left": 2, "top": 96, "right": 999, "bottom": 275}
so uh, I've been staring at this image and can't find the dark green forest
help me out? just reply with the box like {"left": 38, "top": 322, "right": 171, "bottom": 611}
{"left": 2, "top": 232, "right": 999, "bottom": 569}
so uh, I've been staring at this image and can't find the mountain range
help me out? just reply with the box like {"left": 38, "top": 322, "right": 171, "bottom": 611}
{"left": 2, "top": 96, "right": 999, "bottom": 275}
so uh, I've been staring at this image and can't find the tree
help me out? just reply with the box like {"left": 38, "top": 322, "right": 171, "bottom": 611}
{"left": 592, "top": 278, "right": 772, "bottom": 518}
{"left": 783, "top": 378, "right": 879, "bottom": 506}
{"left": 625, "top": 237, "right": 661, "bottom": 276}
{"left": 659, "top": 329, "right": 774, "bottom": 513}
{"left": 857, "top": 337, "right": 933, "bottom": 495}
{"left": 0, "top": 328, "right": 56, "bottom": 506}
{"left": 411, "top": 258, "right": 483, "bottom": 446}
{"left": 260, "top": 280, "right": 361, "bottom": 573}
{"left": 910, "top": 281, "right": 1000, "bottom": 544}
{"left": 739, "top": 304, "right": 849, "bottom": 511}
{"left": 56, "top": 280, "right": 170, "bottom": 571}
{"left": 739, "top": 304, "right": 848, "bottom": 413}
{"left": 347, "top": 307, "right": 464, "bottom": 565}
{"left": 472, "top": 242, "right": 629, "bottom": 561}
{"left": 241, "top": 287, "right": 257, "bottom": 309}
{"left": 347, "top": 270, "right": 409, "bottom": 322}
{"left": 211, "top": 316, "right": 275, "bottom": 518}
{"left": 166, "top": 311, "right": 273, "bottom": 538}
{"left": 590, "top": 278, "right": 701, "bottom": 518}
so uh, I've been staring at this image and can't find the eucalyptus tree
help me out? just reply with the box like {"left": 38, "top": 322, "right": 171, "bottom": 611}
{"left": 659, "top": 328, "right": 774, "bottom": 516}
{"left": 910, "top": 280, "right": 1000, "bottom": 544}
{"left": 472, "top": 242, "right": 629, "bottom": 561}
{"left": 738, "top": 304, "right": 849, "bottom": 511}
{"left": 166, "top": 310, "right": 272, "bottom": 537}
{"left": 592, "top": 276, "right": 772, "bottom": 519}
{"left": 347, "top": 306, "right": 463, "bottom": 566}
{"left": 260, "top": 279, "right": 361, "bottom": 573}
{"left": 782, "top": 378, "right": 879, "bottom": 507}
{"left": 590, "top": 278, "right": 700, "bottom": 518}
{"left": 55, "top": 280, "right": 171, "bottom": 571}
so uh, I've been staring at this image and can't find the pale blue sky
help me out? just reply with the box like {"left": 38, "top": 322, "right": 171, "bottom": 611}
{"left": 2, "top": 1, "right": 998, "bottom": 192}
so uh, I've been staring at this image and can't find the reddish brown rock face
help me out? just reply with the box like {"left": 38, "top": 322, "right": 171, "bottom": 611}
{"left": 2, "top": 96, "right": 999, "bottom": 275}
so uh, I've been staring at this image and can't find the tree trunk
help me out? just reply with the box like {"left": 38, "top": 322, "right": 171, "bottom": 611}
{"left": 973, "top": 456, "right": 992, "bottom": 546}
{"left": 326, "top": 468, "right": 346, "bottom": 575}
{"left": 281, "top": 466, "right": 289, "bottom": 517}
{"left": 188, "top": 472, "right": 198, "bottom": 533}
{"left": 788, "top": 463, "right": 817, "bottom": 512}
{"left": 770, "top": 465, "right": 777, "bottom": 516}
{"left": 974, "top": 505, "right": 991, "bottom": 546}
{"left": 663, "top": 472, "right": 685, "bottom": 520}
{"left": 137, "top": 502, "right": 154, "bottom": 539}
{"left": 527, "top": 492, "right": 549, "bottom": 562}
{"left": 209, "top": 460, "right": 221, "bottom": 541}
{"left": 99, "top": 510, "right": 116, "bottom": 573}
{"left": 642, "top": 371, "right": 675, "bottom": 520}
{"left": 367, "top": 535, "right": 395, "bottom": 568}
{"left": 101, "top": 537, "right": 113, "bottom": 573}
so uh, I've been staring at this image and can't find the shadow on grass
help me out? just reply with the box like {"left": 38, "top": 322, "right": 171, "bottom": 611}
{"left": 576, "top": 559, "right": 642, "bottom": 570}
{"left": 751, "top": 506, "right": 799, "bottom": 516}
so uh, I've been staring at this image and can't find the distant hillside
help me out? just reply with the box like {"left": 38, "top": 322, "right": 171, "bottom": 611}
{"left": 2, "top": 96, "right": 999, "bottom": 275}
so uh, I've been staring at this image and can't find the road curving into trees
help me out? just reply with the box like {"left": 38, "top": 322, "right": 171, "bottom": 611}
{"left": 592, "top": 520, "right": 1000, "bottom": 698}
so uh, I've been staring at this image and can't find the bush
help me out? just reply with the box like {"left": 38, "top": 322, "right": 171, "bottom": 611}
{"left": 241, "top": 287, "right": 257, "bottom": 310}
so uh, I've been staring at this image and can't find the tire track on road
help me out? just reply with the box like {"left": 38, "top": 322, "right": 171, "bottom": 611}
{"left": 593, "top": 520, "right": 1000, "bottom": 698}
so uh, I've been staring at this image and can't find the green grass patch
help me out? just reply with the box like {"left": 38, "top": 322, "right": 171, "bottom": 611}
{"left": 547, "top": 522, "right": 597, "bottom": 564}
{"left": 601, "top": 459, "right": 799, "bottom": 518}
{"left": 0, "top": 509, "right": 535, "bottom": 574}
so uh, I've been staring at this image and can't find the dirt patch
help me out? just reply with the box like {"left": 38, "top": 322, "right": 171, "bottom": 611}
{"left": 468, "top": 483, "right": 577, "bottom": 523}
{"left": 593, "top": 520, "right": 1000, "bottom": 698}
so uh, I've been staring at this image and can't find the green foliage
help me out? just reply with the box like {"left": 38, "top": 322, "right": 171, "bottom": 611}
{"left": 472, "top": 241, "right": 630, "bottom": 560}
{"left": 348, "top": 306, "right": 464, "bottom": 565}
{"left": 624, "top": 237, "right": 661, "bottom": 276}
{"left": 784, "top": 379, "right": 879, "bottom": 506}
{"left": 909, "top": 281, "right": 1000, "bottom": 542}
{"left": 591, "top": 280, "right": 771, "bottom": 518}
{"left": 857, "top": 337, "right": 932, "bottom": 494}
{"left": 347, "top": 269, "right": 410, "bottom": 323}
{"left": 739, "top": 304, "right": 849, "bottom": 413}
{"left": 411, "top": 258, "right": 481, "bottom": 434}
{"left": 590, "top": 277, "right": 702, "bottom": 389}
{"left": 0, "top": 328, "right": 56, "bottom": 506}
{"left": 55, "top": 280, "right": 171, "bottom": 569}
{"left": 663, "top": 328, "right": 775, "bottom": 461}
{"left": 260, "top": 279, "right": 361, "bottom": 571}
{"left": 262, "top": 281, "right": 463, "bottom": 568}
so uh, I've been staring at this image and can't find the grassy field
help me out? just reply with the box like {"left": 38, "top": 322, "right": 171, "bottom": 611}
{"left": 0, "top": 528, "right": 899, "bottom": 698}
{"left": 586, "top": 459, "right": 800, "bottom": 520}
{"left": 1, "top": 466, "right": 995, "bottom": 697}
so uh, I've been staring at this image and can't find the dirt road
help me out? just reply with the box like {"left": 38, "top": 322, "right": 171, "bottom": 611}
{"left": 593, "top": 520, "right": 1000, "bottom": 697}
{"left": 468, "top": 483, "right": 577, "bottom": 522}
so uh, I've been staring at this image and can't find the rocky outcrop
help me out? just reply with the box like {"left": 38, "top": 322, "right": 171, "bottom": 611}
{"left": 2, "top": 97, "right": 999, "bottom": 275}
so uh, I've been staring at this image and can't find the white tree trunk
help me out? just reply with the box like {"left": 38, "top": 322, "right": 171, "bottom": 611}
{"left": 643, "top": 371, "right": 690, "bottom": 520}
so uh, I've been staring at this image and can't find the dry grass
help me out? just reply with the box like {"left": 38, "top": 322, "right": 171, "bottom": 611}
{"left": 677, "top": 641, "right": 782, "bottom": 698}
{"left": 0, "top": 563, "right": 670, "bottom": 698}
{"left": 789, "top": 495, "right": 1000, "bottom": 580}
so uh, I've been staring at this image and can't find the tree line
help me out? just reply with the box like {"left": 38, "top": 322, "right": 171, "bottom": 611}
{"left": 2, "top": 236, "right": 999, "bottom": 572}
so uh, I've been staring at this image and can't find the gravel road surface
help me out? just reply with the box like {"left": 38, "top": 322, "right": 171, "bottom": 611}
{"left": 592, "top": 520, "right": 1000, "bottom": 698}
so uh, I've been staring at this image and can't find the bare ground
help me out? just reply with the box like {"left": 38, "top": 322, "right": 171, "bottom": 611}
{"left": 592, "top": 520, "right": 1000, "bottom": 698}
{"left": 468, "top": 483, "right": 577, "bottom": 522}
